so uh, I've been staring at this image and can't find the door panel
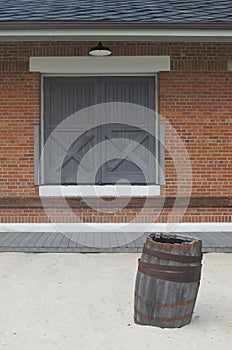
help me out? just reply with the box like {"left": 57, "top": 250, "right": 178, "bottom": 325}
{"left": 100, "top": 124, "right": 155, "bottom": 184}
{"left": 43, "top": 77, "right": 98, "bottom": 184}
{"left": 99, "top": 77, "right": 156, "bottom": 184}
{"left": 61, "top": 127, "right": 100, "bottom": 184}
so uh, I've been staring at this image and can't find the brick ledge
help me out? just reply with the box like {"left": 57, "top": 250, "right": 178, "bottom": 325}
{"left": 0, "top": 196, "right": 231, "bottom": 209}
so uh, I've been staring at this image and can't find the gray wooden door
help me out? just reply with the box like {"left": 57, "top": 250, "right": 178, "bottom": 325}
{"left": 43, "top": 76, "right": 156, "bottom": 185}
{"left": 43, "top": 77, "right": 98, "bottom": 184}
{"left": 99, "top": 77, "right": 155, "bottom": 184}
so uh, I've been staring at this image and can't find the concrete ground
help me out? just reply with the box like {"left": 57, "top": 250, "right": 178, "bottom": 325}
{"left": 0, "top": 253, "right": 231, "bottom": 350}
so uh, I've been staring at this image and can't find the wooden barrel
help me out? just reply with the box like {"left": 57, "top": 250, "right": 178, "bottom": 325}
{"left": 134, "top": 233, "right": 202, "bottom": 328}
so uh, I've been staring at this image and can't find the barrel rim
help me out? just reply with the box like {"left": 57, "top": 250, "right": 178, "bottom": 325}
{"left": 146, "top": 233, "right": 202, "bottom": 250}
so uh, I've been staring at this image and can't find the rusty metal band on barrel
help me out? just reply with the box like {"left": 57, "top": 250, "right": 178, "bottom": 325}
{"left": 143, "top": 246, "right": 202, "bottom": 263}
{"left": 139, "top": 260, "right": 202, "bottom": 273}
{"left": 138, "top": 262, "right": 201, "bottom": 282}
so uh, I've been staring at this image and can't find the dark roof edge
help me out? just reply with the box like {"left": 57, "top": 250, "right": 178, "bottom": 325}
{"left": 0, "top": 21, "right": 232, "bottom": 30}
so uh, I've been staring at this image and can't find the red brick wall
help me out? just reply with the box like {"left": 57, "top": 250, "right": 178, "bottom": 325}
{"left": 0, "top": 41, "right": 231, "bottom": 223}
{"left": 0, "top": 71, "right": 40, "bottom": 197}
{"left": 161, "top": 72, "right": 232, "bottom": 196}
{"left": 0, "top": 207, "right": 231, "bottom": 223}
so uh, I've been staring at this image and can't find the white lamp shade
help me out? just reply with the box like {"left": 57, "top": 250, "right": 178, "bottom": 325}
{"left": 89, "top": 42, "right": 112, "bottom": 56}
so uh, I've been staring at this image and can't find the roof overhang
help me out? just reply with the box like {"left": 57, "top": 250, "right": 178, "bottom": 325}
{"left": 0, "top": 21, "right": 232, "bottom": 41}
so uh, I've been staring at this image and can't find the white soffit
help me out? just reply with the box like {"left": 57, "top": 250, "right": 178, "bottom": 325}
{"left": 29, "top": 56, "right": 170, "bottom": 74}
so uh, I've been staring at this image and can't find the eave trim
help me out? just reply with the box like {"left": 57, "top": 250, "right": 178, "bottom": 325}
{"left": 1, "top": 21, "right": 232, "bottom": 30}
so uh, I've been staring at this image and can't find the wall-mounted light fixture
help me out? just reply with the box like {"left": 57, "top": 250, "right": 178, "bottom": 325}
{"left": 89, "top": 42, "right": 112, "bottom": 57}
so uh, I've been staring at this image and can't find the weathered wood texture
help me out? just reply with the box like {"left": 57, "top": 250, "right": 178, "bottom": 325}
{"left": 134, "top": 233, "right": 202, "bottom": 328}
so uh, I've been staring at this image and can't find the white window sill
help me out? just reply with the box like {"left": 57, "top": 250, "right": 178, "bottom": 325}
{"left": 39, "top": 185, "right": 160, "bottom": 197}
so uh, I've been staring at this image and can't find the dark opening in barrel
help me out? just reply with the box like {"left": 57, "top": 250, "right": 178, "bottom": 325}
{"left": 150, "top": 234, "right": 193, "bottom": 245}
{"left": 134, "top": 233, "right": 202, "bottom": 328}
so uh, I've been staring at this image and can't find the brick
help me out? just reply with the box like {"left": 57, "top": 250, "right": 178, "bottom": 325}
{"left": 0, "top": 41, "right": 231, "bottom": 222}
